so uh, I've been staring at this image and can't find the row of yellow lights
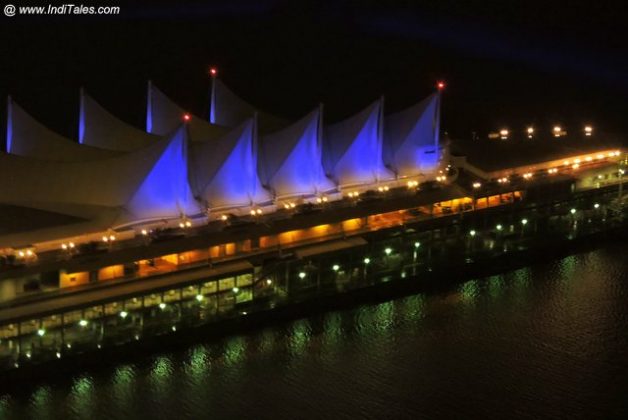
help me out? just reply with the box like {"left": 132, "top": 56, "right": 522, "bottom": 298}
{"left": 498, "top": 125, "right": 593, "bottom": 139}
{"left": 490, "top": 150, "right": 621, "bottom": 184}
{"left": 377, "top": 186, "right": 390, "bottom": 192}
{"left": 407, "top": 180, "right": 419, "bottom": 188}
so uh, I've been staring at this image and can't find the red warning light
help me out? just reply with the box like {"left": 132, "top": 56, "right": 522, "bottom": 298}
{"left": 183, "top": 113, "right": 191, "bottom": 122}
{"left": 209, "top": 67, "right": 218, "bottom": 77}
{"left": 437, "top": 81, "right": 445, "bottom": 90}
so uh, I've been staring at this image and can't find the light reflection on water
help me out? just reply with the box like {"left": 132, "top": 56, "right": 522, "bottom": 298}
{"left": 1, "top": 244, "right": 627, "bottom": 419}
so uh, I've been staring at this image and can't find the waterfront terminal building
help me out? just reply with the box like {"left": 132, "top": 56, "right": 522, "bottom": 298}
{"left": 0, "top": 78, "right": 625, "bottom": 370}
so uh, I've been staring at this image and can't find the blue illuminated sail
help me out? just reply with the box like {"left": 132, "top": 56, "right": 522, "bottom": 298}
{"left": 259, "top": 107, "right": 334, "bottom": 199}
{"left": 383, "top": 93, "right": 441, "bottom": 177}
{"left": 324, "top": 99, "right": 393, "bottom": 188}
{"left": 190, "top": 118, "right": 271, "bottom": 210}
{"left": 126, "top": 126, "right": 200, "bottom": 221}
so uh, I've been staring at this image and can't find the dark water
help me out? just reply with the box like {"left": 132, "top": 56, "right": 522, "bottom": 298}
{"left": 1, "top": 244, "right": 628, "bottom": 419}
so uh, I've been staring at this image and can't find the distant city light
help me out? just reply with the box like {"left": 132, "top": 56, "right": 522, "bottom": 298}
{"left": 496, "top": 224, "right": 503, "bottom": 231}
{"left": 183, "top": 113, "right": 191, "bottom": 122}
{"left": 209, "top": 66, "right": 218, "bottom": 77}
{"left": 472, "top": 182, "right": 482, "bottom": 189}
{"left": 195, "top": 294, "right": 204, "bottom": 302}
{"left": 119, "top": 311, "right": 128, "bottom": 318}
{"left": 414, "top": 242, "right": 421, "bottom": 248}
{"left": 527, "top": 126, "right": 534, "bottom": 138}
{"left": 384, "top": 247, "right": 392, "bottom": 255}
{"left": 469, "top": 230, "right": 476, "bottom": 237}
{"left": 521, "top": 218, "right": 528, "bottom": 225}
{"left": 594, "top": 203, "right": 600, "bottom": 209}
{"left": 584, "top": 125, "right": 593, "bottom": 136}
{"left": 159, "top": 302, "right": 167, "bottom": 309}
{"left": 499, "top": 129, "right": 509, "bottom": 140}
{"left": 437, "top": 81, "right": 445, "bottom": 90}
{"left": 363, "top": 257, "right": 371, "bottom": 264}
{"left": 298, "top": 272, "right": 306, "bottom": 279}
{"left": 79, "top": 319, "right": 88, "bottom": 327}
{"left": 332, "top": 264, "right": 340, "bottom": 271}
{"left": 570, "top": 208, "right": 576, "bottom": 214}
{"left": 37, "top": 328, "right": 45, "bottom": 337}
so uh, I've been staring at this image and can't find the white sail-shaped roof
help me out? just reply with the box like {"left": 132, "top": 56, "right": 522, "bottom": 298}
{"left": 0, "top": 126, "right": 200, "bottom": 225}
{"left": 146, "top": 82, "right": 228, "bottom": 142}
{"left": 6, "top": 97, "right": 117, "bottom": 162}
{"left": 79, "top": 89, "right": 160, "bottom": 151}
{"left": 383, "top": 93, "right": 441, "bottom": 177}
{"left": 259, "top": 107, "right": 334, "bottom": 199}
{"left": 189, "top": 118, "right": 271, "bottom": 210}
{"left": 210, "top": 78, "right": 288, "bottom": 134}
{"left": 323, "top": 98, "right": 393, "bottom": 188}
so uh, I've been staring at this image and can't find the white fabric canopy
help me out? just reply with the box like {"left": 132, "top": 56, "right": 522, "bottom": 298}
{"left": 79, "top": 89, "right": 160, "bottom": 151}
{"left": 383, "top": 93, "right": 441, "bottom": 177}
{"left": 6, "top": 97, "right": 118, "bottom": 162}
{"left": 324, "top": 98, "right": 394, "bottom": 188}
{"left": 146, "top": 81, "right": 229, "bottom": 141}
{"left": 211, "top": 78, "right": 288, "bottom": 134}
{"left": 0, "top": 126, "right": 200, "bottom": 226}
{"left": 190, "top": 118, "right": 271, "bottom": 210}
{"left": 259, "top": 106, "right": 335, "bottom": 199}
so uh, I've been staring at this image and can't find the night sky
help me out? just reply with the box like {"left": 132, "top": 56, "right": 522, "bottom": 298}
{"left": 1, "top": 0, "right": 626, "bottom": 141}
